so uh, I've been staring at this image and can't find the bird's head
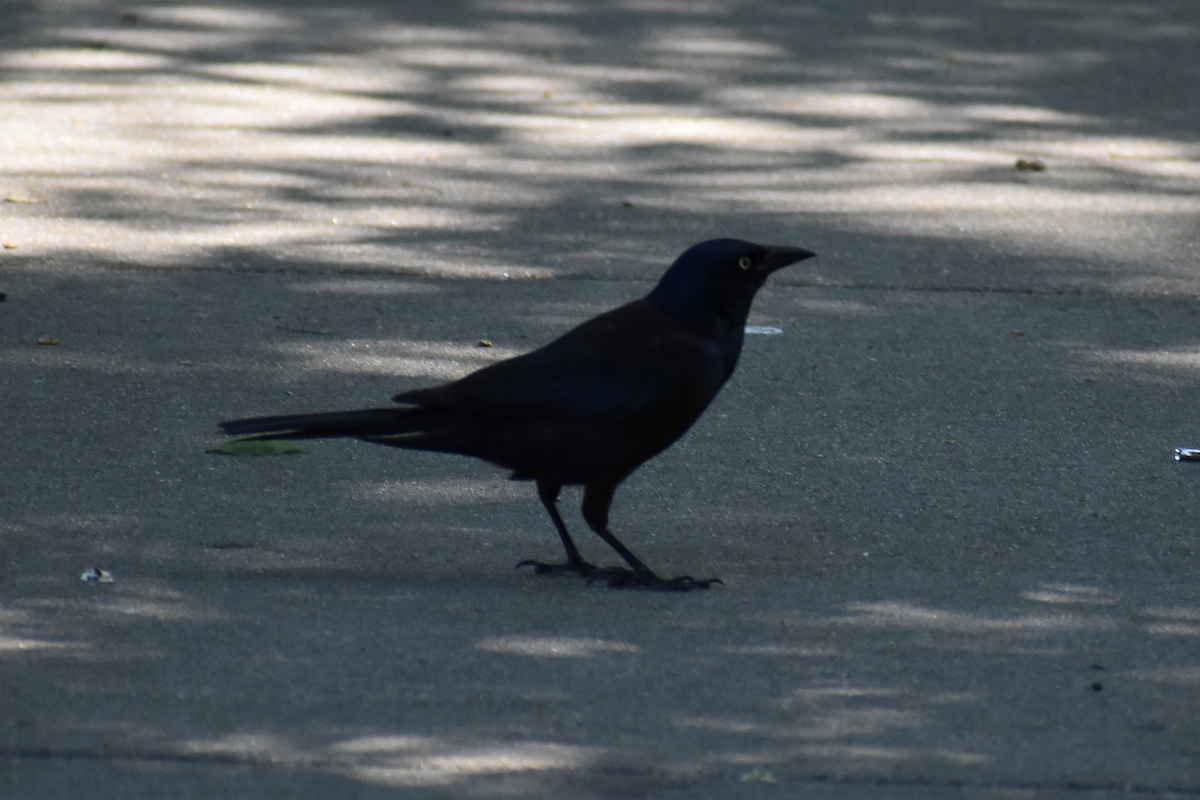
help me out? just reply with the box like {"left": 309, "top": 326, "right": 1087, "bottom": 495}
{"left": 646, "top": 239, "right": 816, "bottom": 335}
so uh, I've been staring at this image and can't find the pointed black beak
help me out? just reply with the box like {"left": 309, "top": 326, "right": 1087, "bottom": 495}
{"left": 761, "top": 245, "right": 817, "bottom": 274}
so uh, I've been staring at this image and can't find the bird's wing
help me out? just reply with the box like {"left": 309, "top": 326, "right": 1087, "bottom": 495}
{"left": 394, "top": 301, "right": 727, "bottom": 420}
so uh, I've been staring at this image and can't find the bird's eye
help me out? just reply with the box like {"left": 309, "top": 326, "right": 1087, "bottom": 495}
{"left": 738, "top": 257, "right": 752, "bottom": 270}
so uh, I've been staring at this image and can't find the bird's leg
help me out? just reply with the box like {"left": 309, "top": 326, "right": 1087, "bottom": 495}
{"left": 516, "top": 480, "right": 603, "bottom": 577}
{"left": 580, "top": 483, "right": 721, "bottom": 591}
{"left": 579, "top": 482, "right": 654, "bottom": 578}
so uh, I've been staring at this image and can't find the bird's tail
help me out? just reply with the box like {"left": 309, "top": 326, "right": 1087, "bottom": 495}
{"left": 219, "top": 407, "right": 419, "bottom": 440}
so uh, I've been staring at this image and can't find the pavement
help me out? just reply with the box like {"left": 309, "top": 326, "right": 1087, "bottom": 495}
{"left": 2, "top": 0, "right": 1200, "bottom": 797}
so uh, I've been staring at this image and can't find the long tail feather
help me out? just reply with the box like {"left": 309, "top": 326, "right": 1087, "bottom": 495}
{"left": 219, "top": 407, "right": 418, "bottom": 440}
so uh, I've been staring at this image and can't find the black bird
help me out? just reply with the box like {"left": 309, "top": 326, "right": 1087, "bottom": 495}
{"left": 220, "top": 239, "right": 815, "bottom": 589}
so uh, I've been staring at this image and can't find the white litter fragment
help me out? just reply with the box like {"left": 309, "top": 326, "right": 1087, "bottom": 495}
{"left": 80, "top": 567, "right": 114, "bottom": 583}
{"left": 745, "top": 326, "right": 783, "bottom": 335}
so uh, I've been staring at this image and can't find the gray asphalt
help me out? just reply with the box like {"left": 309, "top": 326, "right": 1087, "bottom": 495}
{"left": 3, "top": 1, "right": 1199, "bottom": 797}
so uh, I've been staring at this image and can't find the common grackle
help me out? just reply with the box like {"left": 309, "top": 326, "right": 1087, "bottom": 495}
{"left": 220, "top": 239, "right": 815, "bottom": 590}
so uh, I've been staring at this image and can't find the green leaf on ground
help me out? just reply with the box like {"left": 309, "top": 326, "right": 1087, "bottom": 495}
{"left": 739, "top": 768, "right": 778, "bottom": 784}
{"left": 209, "top": 439, "right": 305, "bottom": 456}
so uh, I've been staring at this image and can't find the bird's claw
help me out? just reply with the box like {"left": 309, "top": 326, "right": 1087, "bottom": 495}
{"left": 517, "top": 559, "right": 720, "bottom": 590}
{"left": 602, "top": 572, "right": 723, "bottom": 591}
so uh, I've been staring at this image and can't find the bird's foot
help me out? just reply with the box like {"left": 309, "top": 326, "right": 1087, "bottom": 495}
{"left": 600, "top": 571, "right": 723, "bottom": 591}
{"left": 516, "top": 560, "right": 721, "bottom": 590}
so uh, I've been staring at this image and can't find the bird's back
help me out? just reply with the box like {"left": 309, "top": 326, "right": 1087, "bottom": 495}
{"left": 375, "top": 299, "right": 734, "bottom": 485}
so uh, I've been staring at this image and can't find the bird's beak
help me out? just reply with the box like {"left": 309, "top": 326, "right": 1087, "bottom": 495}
{"left": 761, "top": 245, "right": 816, "bottom": 274}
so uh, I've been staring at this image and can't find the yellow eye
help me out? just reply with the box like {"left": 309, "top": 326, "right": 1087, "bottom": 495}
{"left": 738, "top": 256, "right": 752, "bottom": 270}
